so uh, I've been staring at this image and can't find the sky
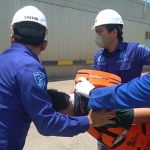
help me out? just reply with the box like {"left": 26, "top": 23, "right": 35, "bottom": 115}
{"left": 143, "top": 0, "right": 150, "bottom": 3}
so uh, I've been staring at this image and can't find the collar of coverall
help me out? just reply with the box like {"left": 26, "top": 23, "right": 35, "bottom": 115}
{"left": 102, "top": 41, "right": 126, "bottom": 56}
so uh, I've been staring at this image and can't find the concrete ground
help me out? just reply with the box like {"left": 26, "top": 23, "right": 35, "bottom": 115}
{"left": 23, "top": 72, "right": 148, "bottom": 150}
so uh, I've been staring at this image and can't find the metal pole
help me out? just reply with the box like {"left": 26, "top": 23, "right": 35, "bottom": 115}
{"left": 144, "top": 0, "right": 147, "bottom": 19}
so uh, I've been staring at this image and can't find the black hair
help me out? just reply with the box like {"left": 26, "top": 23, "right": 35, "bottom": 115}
{"left": 13, "top": 21, "right": 46, "bottom": 47}
{"left": 104, "top": 24, "right": 123, "bottom": 42}
{"left": 47, "top": 89, "right": 70, "bottom": 111}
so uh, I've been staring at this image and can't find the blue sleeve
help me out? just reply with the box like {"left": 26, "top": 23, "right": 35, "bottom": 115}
{"left": 137, "top": 44, "right": 150, "bottom": 65}
{"left": 16, "top": 63, "right": 89, "bottom": 136}
{"left": 88, "top": 73, "right": 150, "bottom": 110}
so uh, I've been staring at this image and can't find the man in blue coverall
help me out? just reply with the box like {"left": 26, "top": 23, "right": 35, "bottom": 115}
{"left": 91, "top": 9, "right": 150, "bottom": 150}
{"left": 0, "top": 6, "right": 117, "bottom": 150}
{"left": 93, "top": 9, "right": 150, "bottom": 83}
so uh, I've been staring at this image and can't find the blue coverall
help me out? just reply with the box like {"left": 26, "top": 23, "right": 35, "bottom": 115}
{"left": 88, "top": 73, "right": 150, "bottom": 110}
{"left": 93, "top": 41, "right": 150, "bottom": 150}
{"left": 0, "top": 43, "right": 89, "bottom": 150}
{"left": 93, "top": 42, "right": 150, "bottom": 83}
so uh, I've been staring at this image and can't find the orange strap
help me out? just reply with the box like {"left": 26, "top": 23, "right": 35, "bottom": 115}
{"left": 87, "top": 128, "right": 101, "bottom": 140}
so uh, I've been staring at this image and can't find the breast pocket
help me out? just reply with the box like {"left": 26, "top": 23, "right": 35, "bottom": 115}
{"left": 115, "top": 61, "right": 131, "bottom": 71}
{"left": 115, "top": 62, "right": 131, "bottom": 83}
{"left": 96, "top": 62, "right": 106, "bottom": 71}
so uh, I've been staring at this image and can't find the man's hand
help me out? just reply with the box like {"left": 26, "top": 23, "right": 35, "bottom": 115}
{"left": 87, "top": 110, "right": 116, "bottom": 127}
{"left": 67, "top": 88, "right": 74, "bottom": 94}
{"left": 74, "top": 77, "right": 95, "bottom": 98}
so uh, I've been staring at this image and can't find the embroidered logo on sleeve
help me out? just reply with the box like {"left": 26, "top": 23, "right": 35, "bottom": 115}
{"left": 138, "top": 44, "right": 150, "bottom": 51}
{"left": 33, "top": 72, "right": 46, "bottom": 89}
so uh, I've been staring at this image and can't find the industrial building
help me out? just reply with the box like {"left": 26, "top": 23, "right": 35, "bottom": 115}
{"left": 1, "top": 0, "right": 150, "bottom": 79}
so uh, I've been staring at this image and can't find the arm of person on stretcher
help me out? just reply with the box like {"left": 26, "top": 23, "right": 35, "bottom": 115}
{"left": 133, "top": 108, "right": 150, "bottom": 124}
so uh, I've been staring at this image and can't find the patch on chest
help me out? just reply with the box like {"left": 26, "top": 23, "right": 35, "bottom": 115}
{"left": 97, "top": 55, "right": 105, "bottom": 65}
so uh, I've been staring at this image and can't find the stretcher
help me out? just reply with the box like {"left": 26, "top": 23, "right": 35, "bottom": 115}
{"left": 75, "top": 69, "right": 150, "bottom": 150}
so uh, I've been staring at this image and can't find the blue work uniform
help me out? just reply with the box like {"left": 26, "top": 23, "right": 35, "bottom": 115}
{"left": 93, "top": 42, "right": 150, "bottom": 83}
{"left": 0, "top": 43, "right": 89, "bottom": 150}
{"left": 94, "top": 42, "right": 150, "bottom": 150}
{"left": 88, "top": 73, "right": 150, "bottom": 110}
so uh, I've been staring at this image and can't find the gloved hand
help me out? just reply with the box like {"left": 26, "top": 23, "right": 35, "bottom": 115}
{"left": 74, "top": 77, "right": 95, "bottom": 98}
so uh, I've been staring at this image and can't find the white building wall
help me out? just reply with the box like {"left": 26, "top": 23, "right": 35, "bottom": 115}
{"left": 0, "top": 0, "right": 150, "bottom": 79}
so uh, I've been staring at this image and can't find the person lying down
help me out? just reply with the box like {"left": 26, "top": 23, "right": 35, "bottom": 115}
{"left": 47, "top": 88, "right": 150, "bottom": 150}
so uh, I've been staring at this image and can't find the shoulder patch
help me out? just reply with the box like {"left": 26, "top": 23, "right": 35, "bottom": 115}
{"left": 138, "top": 44, "right": 150, "bottom": 51}
{"left": 33, "top": 72, "right": 46, "bottom": 89}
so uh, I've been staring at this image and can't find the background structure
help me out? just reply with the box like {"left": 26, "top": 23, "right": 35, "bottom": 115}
{"left": 1, "top": 0, "right": 150, "bottom": 79}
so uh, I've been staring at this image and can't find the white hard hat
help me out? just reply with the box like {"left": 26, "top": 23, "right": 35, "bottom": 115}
{"left": 11, "top": 6, "right": 48, "bottom": 34}
{"left": 91, "top": 9, "right": 124, "bottom": 30}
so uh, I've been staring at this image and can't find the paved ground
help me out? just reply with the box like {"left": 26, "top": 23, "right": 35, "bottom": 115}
{"left": 23, "top": 72, "right": 148, "bottom": 150}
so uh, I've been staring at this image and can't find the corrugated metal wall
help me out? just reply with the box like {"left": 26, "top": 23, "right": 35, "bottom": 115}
{"left": 0, "top": 0, "right": 150, "bottom": 79}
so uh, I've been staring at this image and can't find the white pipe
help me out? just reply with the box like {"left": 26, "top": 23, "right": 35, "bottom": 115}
{"left": 144, "top": 0, "right": 147, "bottom": 18}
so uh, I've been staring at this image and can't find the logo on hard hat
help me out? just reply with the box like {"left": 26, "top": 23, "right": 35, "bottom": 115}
{"left": 24, "top": 16, "right": 38, "bottom": 21}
